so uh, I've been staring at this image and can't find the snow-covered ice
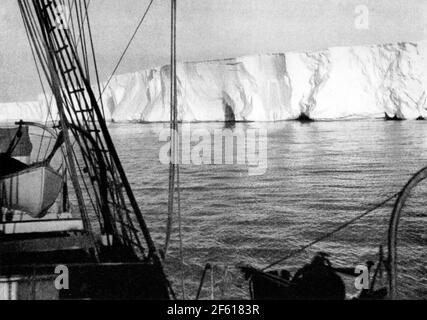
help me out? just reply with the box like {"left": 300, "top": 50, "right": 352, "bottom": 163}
{"left": 1, "top": 41, "right": 427, "bottom": 123}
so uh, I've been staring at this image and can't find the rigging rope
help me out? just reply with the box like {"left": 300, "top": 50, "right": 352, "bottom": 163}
{"left": 68, "top": 0, "right": 92, "bottom": 50}
{"left": 19, "top": 0, "right": 58, "bottom": 161}
{"left": 162, "top": 0, "right": 185, "bottom": 300}
{"left": 177, "top": 165, "right": 186, "bottom": 299}
{"left": 99, "top": 0, "right": 155, "bottom": 100}
{"left": 262, "top": 191, "right": 401, "bottom": 271}
{"left": 83, "top": 0, "right": 106, "bottom": 118}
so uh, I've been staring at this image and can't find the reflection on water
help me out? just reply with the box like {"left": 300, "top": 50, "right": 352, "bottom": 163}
{"left": 110, "top": 120, "right": 427, "bottom": 299}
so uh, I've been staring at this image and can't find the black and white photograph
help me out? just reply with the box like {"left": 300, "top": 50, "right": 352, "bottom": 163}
{"left": 0, "top": 0, "right": 426, "bottom": 306}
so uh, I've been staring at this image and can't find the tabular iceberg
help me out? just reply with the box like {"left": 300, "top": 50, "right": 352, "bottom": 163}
{"left": 1, "top": 41, "right": 426, "bottom": 123}
{"left": 0, "top": 101, "right": 47, "bottom": 123}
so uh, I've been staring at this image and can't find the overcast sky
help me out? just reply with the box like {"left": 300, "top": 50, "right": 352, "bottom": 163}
{"left": 1, "top": 0, "right": 426, "bottom": 102}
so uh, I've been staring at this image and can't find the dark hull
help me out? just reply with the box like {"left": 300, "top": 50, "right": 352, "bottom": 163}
{"left": 241, "top": 265, "right": 388, "bottom": 300}
{"left": 1, "top": 262, "right": 170, "bottom": 300}
{"left": 0, "top": 230, "right": 171, "bottom": 300}
{"left": 241, "top": 266, "right": 346, "bottom": 300}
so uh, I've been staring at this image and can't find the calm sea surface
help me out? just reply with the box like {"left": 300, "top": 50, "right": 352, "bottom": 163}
{"left": 110, "top": 120, "right": 427, "bottom": 300}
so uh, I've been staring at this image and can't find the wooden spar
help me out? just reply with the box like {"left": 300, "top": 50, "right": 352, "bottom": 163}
{"left": 170, "top": 0, "right": 186, "bottom": 299}
{"left": 388, "top": 166, "right": 427, "bottom": 300}
{"left": 165, "top": 0, "right": 178, "bottom": 255}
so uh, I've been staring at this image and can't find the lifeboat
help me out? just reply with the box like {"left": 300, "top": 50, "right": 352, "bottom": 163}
{"left": 0, "top": 164, "right": 62, "bottom": 218}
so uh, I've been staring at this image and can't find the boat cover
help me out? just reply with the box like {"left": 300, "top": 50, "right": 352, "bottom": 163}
{"left": 0, "top": 126, "right": 32, "bottom": 157}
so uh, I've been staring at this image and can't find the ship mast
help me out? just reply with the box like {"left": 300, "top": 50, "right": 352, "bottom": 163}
{"left": 17, "top": 0, "right": 163, "bottom": 266}
{"left": 165, "top": 0, "right": 178, "bottom": 255}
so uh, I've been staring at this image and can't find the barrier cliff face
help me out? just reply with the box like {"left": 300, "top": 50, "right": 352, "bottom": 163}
{"left": 1, "top": 42, "right": 426, "bottom": 123}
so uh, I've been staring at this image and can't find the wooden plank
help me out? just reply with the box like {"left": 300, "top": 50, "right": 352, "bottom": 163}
{"left": 0, "top": 219, "right": 84, "bottom": 235}
{"left": 0, "top": 234, "right": 94, "bottom": 253}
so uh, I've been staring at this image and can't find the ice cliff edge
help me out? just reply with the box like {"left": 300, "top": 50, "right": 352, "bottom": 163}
{"left": 1, "top": 41, "right": 427, "bottom": 122}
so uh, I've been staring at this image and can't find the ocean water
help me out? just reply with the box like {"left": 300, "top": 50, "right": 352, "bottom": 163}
{"left": 109, "top": 120, "right": 427, "bottom": 300}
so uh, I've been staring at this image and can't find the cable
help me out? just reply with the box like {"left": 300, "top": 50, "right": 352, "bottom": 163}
{"left": 262, "top": 192, "right": 400, "bottom": 271}
{"left": 177, "top": 165, "right": 186, "bottom": 299}
{"left": 83, "top": 0, "right": 106, "bottom": 118}
{"left": 99, "top": 0, "right": 155, "bottom": 100}
{"left": 19, "top": 1, "right": 57, "bottom": 160}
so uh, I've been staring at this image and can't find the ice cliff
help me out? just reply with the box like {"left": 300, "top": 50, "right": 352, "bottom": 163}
{"left": 1, "top": 42, "right": 427, "bottom": 123}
